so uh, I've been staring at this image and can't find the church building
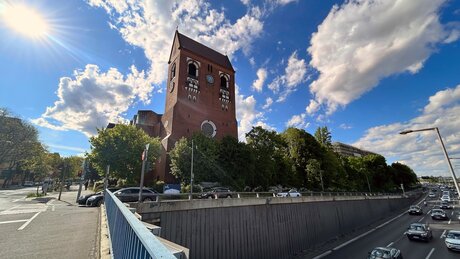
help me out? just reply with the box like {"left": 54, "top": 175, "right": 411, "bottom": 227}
{"left": 129, "top": 31, "right": 238, "bottom": 183}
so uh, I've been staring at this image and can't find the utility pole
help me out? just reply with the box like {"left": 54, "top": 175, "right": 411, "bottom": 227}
{"left": 138, "top": 143, "right": 150, "bottom": 202}
{"left": 104, "top": 165, "right": 110, "bottom": 193}
{"left": 58, "top": 163, "right": 66, "bottom": 201}
{"left": 190, "top": 139, "right": 194, "bottom": 199}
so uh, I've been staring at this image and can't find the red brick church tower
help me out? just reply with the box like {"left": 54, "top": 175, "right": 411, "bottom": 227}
{"left": 129, "top": 31, "right": 238, "bottom": 183}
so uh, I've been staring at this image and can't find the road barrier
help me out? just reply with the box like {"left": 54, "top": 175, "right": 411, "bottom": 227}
{"left": 104, "top": 190, "right": 176, "bottom": 259}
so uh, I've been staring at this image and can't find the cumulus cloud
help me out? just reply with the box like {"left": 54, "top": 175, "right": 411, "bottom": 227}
{"left": 262, "top": 97, "right": 273, "bottom": 110}
{"left": 32, "top": 64, "right": 151, "bottom": 137}
{"left": 251, "top": 68, "right": 267, "bottom": 92}
{"left": 339, "top": 123, "right": 352, "bottom": 130}
{"left": 286, "top": 113, "right": 309, "bottom": 129}
{"left": 268, "top": 51, "right": 307, "bottom": 102}
{"left": 235, "top": 85, "right": 275, "bottom": 141}
{"left": 306, "top": 99, "right": 320, "bottom": 115}
{"left": 354, "top": 84, "right": 460, "bottom": 177}
{"left": 88, "top": 0, "right": 264, "bottom": 84}
{"left": 308, "top": 0, "right": 458, "bottom": 114}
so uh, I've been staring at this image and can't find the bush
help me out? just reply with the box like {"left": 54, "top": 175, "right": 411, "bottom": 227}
{"left": 26, "top": 192, "right": 45, "bottom": 198}
{"left": 148, "top": 180, "right": 165, "bottom": 193}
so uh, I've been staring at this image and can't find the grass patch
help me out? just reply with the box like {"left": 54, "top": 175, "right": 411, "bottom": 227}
{"left": 26, "top": 192, "right": 46, "bottom": 198}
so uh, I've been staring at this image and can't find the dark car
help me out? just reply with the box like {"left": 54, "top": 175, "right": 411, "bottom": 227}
{"left": 78, "top": 187, "right": 120, "bottom": 206}
{"left": 113, "top": 187, "right": 158, "bottom": 202}
{"left": 408, "top": 205, "right": 423, "bottom": 215}
{"left": 440, "top": 202, "right": 453, "bottom": 210}
{"left": 431, "top": 209, "right": 448, "bottom": 220}
{"left": 405, "top": 223, "right": 432, "bottom": 242}
{"left": 199, "top": 187, "right": 233, "bottom": 199}
{"left": 368, "top": 247, "right": 402, "bottom": 259}
{"left": 86, "top": 191, "right": 104, "bottom": 207}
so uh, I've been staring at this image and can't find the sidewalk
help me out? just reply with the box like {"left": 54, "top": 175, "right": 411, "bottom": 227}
{"left": 0, "top": 186, "right": 100, "bottom": 259}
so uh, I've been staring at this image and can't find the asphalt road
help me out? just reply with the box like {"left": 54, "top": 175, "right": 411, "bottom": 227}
{"left": 306, "top": 194, "right": 460, "bottom": 259}
{"left": 0, "top": 186, "right": 99, "bottom": 259}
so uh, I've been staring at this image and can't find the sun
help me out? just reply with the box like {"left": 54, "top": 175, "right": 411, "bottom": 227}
{"left": 2, "top": 4, "right": 49, "bottom": 38}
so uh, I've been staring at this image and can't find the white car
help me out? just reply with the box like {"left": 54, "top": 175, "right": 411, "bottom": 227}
{"left": 445, "top": 230, "right": 460, "bottom": 251}
{"left": 277, "top": 189, "right": 301, "bottom": 197}
{"left": 428, "top": 193, "right": 436, "bottom": 198}
{"left": 441, "top": 195, "right": 451, "bottom": 202}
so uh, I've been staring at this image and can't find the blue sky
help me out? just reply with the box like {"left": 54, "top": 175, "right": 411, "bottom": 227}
{"left": 1, "top": 0, "right": 460, "bottom": 177}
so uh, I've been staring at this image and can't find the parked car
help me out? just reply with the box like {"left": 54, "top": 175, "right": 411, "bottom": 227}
{"left": 86, "top": 192, "right": 104, "bottom": 207}
{"left": 276, "top": 189, "right": 301, "bottom": 197}
{"left": 444, "top": 230, "right": 460, "bottom": 251}
{"left": 440, "top": 202, "right": 453, "bottom": 210}
{"left": 405, "top": 223, "right": 432, "bottom": 242}
{"left": 199, "top": 187, "right": 233, "bottom": 199}
{"left": 408, "top": 205, "right": 423, "bottom": 215}
{"left": 23, "top": 181, "right": 34, "bottom": 187}
{"left": 113, "top": 187, "right": 158, "bottom": 202}
{"left": 431, "top": 209, "right": 448, "bottom": 220}
{"left": 368, "top": 247, "right": 402, "bottom": 259}
{"left": 78, "top": 193, "right": 100, "bottom": 205}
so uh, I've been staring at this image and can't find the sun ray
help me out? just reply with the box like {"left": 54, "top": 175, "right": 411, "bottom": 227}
{"left": 2, "top": 4, "right": 49, "bottom": 39}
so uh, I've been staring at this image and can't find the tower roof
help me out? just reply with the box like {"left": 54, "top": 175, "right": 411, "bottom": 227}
{"left": 175, "top": 31, "right": 234, "bottom": 72}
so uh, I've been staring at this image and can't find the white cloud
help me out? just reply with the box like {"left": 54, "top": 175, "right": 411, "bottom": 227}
{"left": 354, "top": 84, "right": 460, "bottom": 177}
{"left": 32, "top": 64, "right": 151, "bottom": 137}
{"left": 235, "top": 85, "right": 275, "bottom": 141}
{"left": 339, "top": 123, "right": 352, "bottom": 130}
{"left": 286, "top": 113, "right": 309, "bottom": 129}
{"left": 268, "top": 51, "right": 307, "bottom": 102}
{"left": 308, "top": 0, "right": 458, "bottom": 114}
{"left": 251, "top": 68, "right": 267, "bottom": 92}
{"left": 262, "top": 97, "right": 273, "bottom": 110}
{"left": 306, "top": 99, "right": 320, "bottom": 115}
{"left": 88, "top": 0, "right": 264, "bottom": 84}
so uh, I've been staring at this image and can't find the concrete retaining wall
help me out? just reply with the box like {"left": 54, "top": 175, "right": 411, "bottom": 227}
{"left": 135, "top": 196, "right": 416, "bottom": 259}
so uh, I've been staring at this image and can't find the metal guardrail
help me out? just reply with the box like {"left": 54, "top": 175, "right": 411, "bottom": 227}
{"left": 104, "top": 190, "right": 176, "bottom": 259}
{"left": 152, "top": 191, "right": 406, "bottom": 201}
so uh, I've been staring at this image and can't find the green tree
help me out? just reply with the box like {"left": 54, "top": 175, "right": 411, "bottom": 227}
{"left": 314, "top": 126, "right": 332, "bottom": 149}
{"left": 391, "top": 162, "right": 418, "bottom": 188}
{"left": 88, "top": 124, "right": 161, "bottom": 185}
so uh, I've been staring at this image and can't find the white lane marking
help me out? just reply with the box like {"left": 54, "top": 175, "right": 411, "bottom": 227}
{"left": 0, "top": 219, "right": 28, "bottom": 225}
{"left": 418, "top": 216, "right": 425, "bottom": 222}
{"left": 386, "top": 242, "right": 394, "bottom": 247}
{"left": 448, "top": 219, "right": 451, "bottom": 224}
{"left": 12, "top": 197, "right": 26, "bottom": 203}
{"left": 18, "top": 211, "right": 41, "bottom": 231}
{"left": 425, "top": 248, "right": 435, "bottom": 259}
{"left": 440, "top": 230, "right": 446, "bottom": 238}
{"left": 332, "top": 229, "right": 375, "bottom": 251}
{"left": 46, "top": 199, "right": 55, "bottom": 205}
{"left": 1, "top": 205, "right": 21, "bottom": 213}
{"left": 312, "top": 250, "right": 332, "bottom": 259}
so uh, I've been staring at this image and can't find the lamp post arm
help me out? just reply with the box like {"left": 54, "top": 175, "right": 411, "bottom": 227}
{"left": 435, "top": 127, "right": 460, "bottom": 199}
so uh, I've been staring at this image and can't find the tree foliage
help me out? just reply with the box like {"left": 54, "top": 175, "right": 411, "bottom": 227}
{"left": 87, "top": 124, "right": 161, "bottom": 185}
{"left": 314, "top": 126, "right": 332, "bottom": 149}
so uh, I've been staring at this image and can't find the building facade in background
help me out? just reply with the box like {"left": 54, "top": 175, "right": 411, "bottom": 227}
{"left": 332, "top": 142, "right": 378, "bottom": 157}
{"left": 129, "top": 31, "right": 238, "bottom": 183}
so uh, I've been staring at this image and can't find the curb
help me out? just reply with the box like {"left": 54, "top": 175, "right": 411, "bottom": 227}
{"left": 100, "top": 204, "right": 111, "bottom": 259}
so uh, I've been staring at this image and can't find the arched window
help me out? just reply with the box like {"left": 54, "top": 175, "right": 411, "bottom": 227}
{"left": 220, "top": 75, "right": 228, "bottom": 88}
{"left": 171, "top": 63, "right": 176, "bottom": 79}
{"left": 188, "top": 63, "right": 197, "bottom": 78}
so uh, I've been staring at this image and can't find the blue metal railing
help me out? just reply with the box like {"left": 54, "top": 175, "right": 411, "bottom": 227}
{"left": 104, "top": 190, "right": 176, "bottom": 259}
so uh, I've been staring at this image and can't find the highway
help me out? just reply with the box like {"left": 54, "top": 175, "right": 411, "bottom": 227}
{"left": 307, "top": 194, "right": 460, "bottom": 259}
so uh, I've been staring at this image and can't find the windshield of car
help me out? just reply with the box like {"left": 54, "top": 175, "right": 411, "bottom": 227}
{"left": 446, "top": 232, "right": 460, "bottom": 239}
{"left": 370, "top": 248, "right": 391, "bottom": 258}
{"left": 409, "top": 225, "right": 424, "bottom": 231}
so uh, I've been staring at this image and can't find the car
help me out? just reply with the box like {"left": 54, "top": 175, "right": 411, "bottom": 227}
{"left": 86, "top": 192, "right": 104, "bottom": 207}
{"left": 431, "top": 209, "right": 448, "bottom": 220}
{"left": 440, "top": 202, "right": 453, "bottom": 210}
{"left": 113, "top": 187, "right": 158, "bottom": 202}
{"left": 441, "top": 195, "right": 451, "bottom": 203}
{"left": 428, "top": 193, "right": 436, "bottom": 198}
{"left": 408, "top": 205, "right": 423, "bottom": 215}
{"left": 276, "top": 189, "right": 302, "bottom": 197}
{"left": 199, "top": 187, "right": 233, "bottom": 199}
{"left": 78, "top": 192, "right": 100, "bottom": 205}
{"left": 368, "top": 247, "right": 403, "bottom": 259}
{"left": 23, "top": 181, "right": 34, "bottom": 187}
{"left": 405, "top": 223, "right": 432, "bottom": 242}
{"left": 444, "top": 230, "right": 460, "bottom": 251}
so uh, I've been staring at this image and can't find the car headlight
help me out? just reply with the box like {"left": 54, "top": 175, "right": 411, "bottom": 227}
{"left": 421, "top": 233, "right": 427, "bottom": 236}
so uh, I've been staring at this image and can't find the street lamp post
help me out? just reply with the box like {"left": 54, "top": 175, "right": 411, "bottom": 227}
{"left": 399, "top": 127, "right": 460, "bottom": 199}
{"left": 138, "top": 143, "right": 150, "bottom": 203}
{"left": 190, "top": 139, "right": 194, "bottom": 200}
